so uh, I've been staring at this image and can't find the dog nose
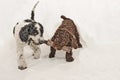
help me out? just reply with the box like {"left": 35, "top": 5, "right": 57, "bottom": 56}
{"left": 39, "top": 39, "right": 44, "bottom": 44}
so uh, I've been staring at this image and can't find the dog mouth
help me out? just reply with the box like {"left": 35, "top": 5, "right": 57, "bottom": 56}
{"left": 28, "top": 38, "right": 46, "bottom": 45}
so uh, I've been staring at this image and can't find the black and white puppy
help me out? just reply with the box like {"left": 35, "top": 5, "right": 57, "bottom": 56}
{"left": 13, "top": 1, "right": 44, "bottom": 70}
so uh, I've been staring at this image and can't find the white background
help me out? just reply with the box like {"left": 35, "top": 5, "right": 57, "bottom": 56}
{"left": 0, "top": 0, "right": 120, "bottom": 80}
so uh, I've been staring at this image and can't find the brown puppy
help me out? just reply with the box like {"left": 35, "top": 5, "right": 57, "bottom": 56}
{"left": 47, "top": 15, "right": 82, "bottom": 62}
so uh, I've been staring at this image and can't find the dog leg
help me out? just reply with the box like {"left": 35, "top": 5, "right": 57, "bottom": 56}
{"left": 66, "top": 50, "right": 74, "bottom": 62}
{"left": 17, "top": 44, "right": 27, "bottom": 70}
{"left": 30, "top": 44, "right": 40, "bottom": 59}
{"left": 75, "top": 29, "right": 82, "bottom": 48}
{"left": 49, "top": 47, "right": 56, "bottom": 58}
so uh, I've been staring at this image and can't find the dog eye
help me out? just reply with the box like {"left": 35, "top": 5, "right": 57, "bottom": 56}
{"left": 33, "top": 32, "right": 38, "bottom": 35}
{"left": 34, "top": 32, "right": 37, "bottom": 35}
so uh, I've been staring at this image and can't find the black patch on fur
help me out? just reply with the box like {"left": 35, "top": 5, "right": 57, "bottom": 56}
{"left": 24, "top": 19, "right": 33, "bottom": 22}
{"left": 19, "top": 22, "right": 39, "bottom": 42}
{"left": 38, "top": 23, "right": 44, "bottom": 36}
{"left": 29, "top": 26, "right": 39, "bottom": 36}
{"left": 19, "top": 25, "right": 30, "bottom": 42}
{"left": 31, "top": 11, "right": 34, "bottom": 20}
{"left": 28, "top": 38, "right": 32, "bottom": 45}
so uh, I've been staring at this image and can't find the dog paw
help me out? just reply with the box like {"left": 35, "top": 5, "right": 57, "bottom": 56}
{"left": 34, "top": 56, "right": 40, "bottom": 59}
{"left": 18, "top": 66, "right": 27, "bottom": 70}
{"left": 66, "top": 57, "right": 74, "bottom": 62}
{"left": 33, "top": 53, "right": 40, "bottom": 59}
{"left": 49, "top": 54, "right": 55, "bottom": 58}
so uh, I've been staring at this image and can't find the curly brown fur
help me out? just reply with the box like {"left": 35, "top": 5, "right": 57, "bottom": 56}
{"left": 48, "top": 15, "right": 82, "bottom": 62}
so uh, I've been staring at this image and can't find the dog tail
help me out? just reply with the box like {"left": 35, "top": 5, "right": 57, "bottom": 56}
{"left": 61, "top": 15, "right": 68, "bottom": 20}
{"left": 31, "top": 1, "right": 39, "bottom": 20}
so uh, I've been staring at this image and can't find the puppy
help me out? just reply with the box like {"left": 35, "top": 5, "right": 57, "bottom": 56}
{"left": 46, "top": 15, "right": 82, "bottom": 62}
{"left": 13, "top": 1, "right": 44, "bottom": 70}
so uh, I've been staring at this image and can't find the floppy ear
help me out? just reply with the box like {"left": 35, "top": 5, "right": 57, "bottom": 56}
{"left": 38, "top": 23, "right": 44, "bottom": 37}
{"left": 19, "top": 26, "right": 30, "bottom": 42}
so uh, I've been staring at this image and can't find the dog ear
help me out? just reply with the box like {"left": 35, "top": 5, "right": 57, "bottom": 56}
{"left": 19, "top": 26, "right": 30, "bottom": 42}
{"left": 38, "top": 23, "right": 44, "bottom": 37}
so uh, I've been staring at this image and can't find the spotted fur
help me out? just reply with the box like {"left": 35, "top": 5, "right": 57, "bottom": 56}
{"left": 13, "top": 1, "right": 45, "bottom": 70}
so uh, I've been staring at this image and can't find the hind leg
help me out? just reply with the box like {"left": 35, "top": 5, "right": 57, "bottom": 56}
{"left": 75, "top": 29, "right": 82, "bottom": 48}
{"left": 63, "top": 43, "right": 74, "bottom": 62}
{"left": 49, "top": 47, "right": 56, "bottom": 58}
{"left": 75, "top": 35, "right": 82, "bottom": 48}
{"left": 77, "top": 39, "right": 82, "bottom": 48}
{"left": 66, "top": 49, "right": 74, "bottom": 62}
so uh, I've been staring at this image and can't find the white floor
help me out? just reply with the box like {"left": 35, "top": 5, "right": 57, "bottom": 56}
{"left": 0, "top": 40, "right": 120, "bottom": 80}
{"left": 0, "top": 0, "right": 120, "bottom": 80}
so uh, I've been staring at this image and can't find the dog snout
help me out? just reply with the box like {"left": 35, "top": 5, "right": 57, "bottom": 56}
{"left": 39, "top": 39, "right": 47, "bottom": 44}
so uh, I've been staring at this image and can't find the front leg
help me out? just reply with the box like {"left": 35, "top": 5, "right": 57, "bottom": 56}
{"left": 30, "top": 44, "right": 40, "bottom": 59}
{"left": 49, "top": 47, "right": 56, "bottom": 58}
{"left": 17, "top": 44, "right": 27, "bottom": 70}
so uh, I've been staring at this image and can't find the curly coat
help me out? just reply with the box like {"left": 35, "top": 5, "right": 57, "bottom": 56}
{"left": 47, "top": 15, "right": 82, "bottom": 62}
{"left": 51, "top": 15, "right": 82, "bottom": 50}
